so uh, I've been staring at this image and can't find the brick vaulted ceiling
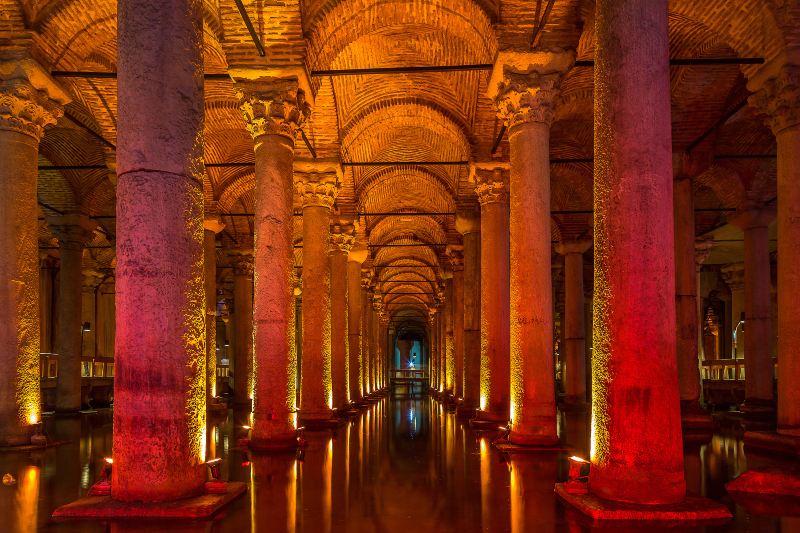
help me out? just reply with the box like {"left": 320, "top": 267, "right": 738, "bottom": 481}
{"left": 13, "top": 0, "right": 784, "bottom": 321}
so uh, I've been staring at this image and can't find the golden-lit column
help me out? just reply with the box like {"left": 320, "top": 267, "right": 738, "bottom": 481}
{"left": 749, "top": 63, "right": 800, "bottom": 434}
{"left": 473, "top": 165, "right": 511, "bottom": 422}
{"left": 39, "top": 254, "right": 58, "bottom": 356}
{"left": 428, "top": 305, "right": 439, "bottom": 392}
{"left": 379, "top": 314, "right": 390, "bottom": 390}
{"left": 436, "top": 285, "right": 447, "bottom": 393}
{"left": 590, "top": 0, "right": 685, "bottom": 504}
{"left": 489, "top": 51, "right": 572, "bottom": 445}
{"left": 554, "top": 240, "right": 591, "bottom": 407}
{"left": 113, "top": 0, "right": 206, "bottom": 500}
{"left": 203, "top": 214, "right": 224, "bottom": 402}
{"left": 456, "top": 210, "right": 481, "bottom": 415}
{"left": 443, "top": 274, "right": 455, "bottom": 397}
{"left": 0, "top": 54, "right": 67, "bottom": 446}
{"left": 230, "top": 249, "right": 254, "bottom": 406}
{"left": 360, "top": 273, "right": 372, "bottom": 395}
{"left": 447, "top": 246, "right": 465, "bottom": 400}
{"left": 236, "top": 77, "right": 309, "bottom": 449}
{"left": 370, "top": 297, "right": 384, "bottom": 391}
{"left": 347, "top": 245, "right": 368, "bottom": 401}
{"left": 296, "top": 163, "right": 340, "bottom": 423}
{"left": 48, "top": 215, "right": 96, "bottom": 413}
{"left": 329, "top": 223, "right": 354, "bottom": 410}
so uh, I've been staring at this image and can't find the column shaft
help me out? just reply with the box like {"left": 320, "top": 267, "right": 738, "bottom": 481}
{"left": 361, "top": 283, "right": 371, "bottom": 394}
{"left": 329, "top": 236, "right": 351, "bottom": 409}
{"left": 591, "top": 0, "right": 685, "bottom": 504}
{"left": 346, "top": 259, "right": 364, "bottom": 402}
{"left": 461, "top": 225, "right": 481, "bottom": 411}
{"left": 444, "top": 279, "right": 455, "bottom": 395}
{"left": 203, "top": 218, "right": 223, "bottom": 402}
{"left": 232, "top": 258, "right": 254, "bottom": 406}
{"left": 114, "top": 0, "right": 207, "bottom": 500}
{"left": 555, "top": 243, "right": 590, "bottom": 405}
{"left": 452, "top": 266, "right": 465, "bottom": 399}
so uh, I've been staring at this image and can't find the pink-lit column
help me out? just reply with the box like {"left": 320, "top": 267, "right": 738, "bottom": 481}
{"left": 296, "top": 164, "right": 340, "bottom": 423}
{"left": 730, "top": 208, "right": 776, "bottom": 419}
{"left": 554, "top": 240, "right": 591, "bottom": 407}
{"left": 590, "top": 0, "right": 685, "bottom": 504}
{"left": 489, "top": 52, "right": 572, "bottom": 445}
{"left": 474, "top": 165, "right": 511, "bottom": 423}
{"left": 49, "top": 216, "right": 96, "bottom": 413}
{"left": 114, "top": 0, "right": 207, "bottom": 500}
{"left": 0, "top": 55, "right": 67, "bottom": 446}
{"left": 237, "top": 78, "right": 309, "bottom": 449}
{"left": 204, "top": 215, "right": 224, "bottom": 403}
{"left": 230, "top": 250, "right": 254, "bottom": 406}
{"left": 447, "top": 247, "right": 465, "bottom": 400}
{"left": 347, "top": 245, "right": 368, "bottom": 402}
{"left": 750, "top": 64, "right": 800, "bottom": 434}
{"left": 456, "top": 210, "right": 481, "bottom": 415}
{"left": 330, "top": 223, "right": 354, "bottom": 410}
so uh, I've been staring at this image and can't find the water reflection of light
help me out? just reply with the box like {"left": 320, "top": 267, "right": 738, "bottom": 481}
{"left": 80, "top": 464, "right": 90, "bottom": 489}
{"left": 15, "top": 465, "right": 39, "bottom": 532}
{"left": 479, "top": 438, "right": 490, "bottom": 533}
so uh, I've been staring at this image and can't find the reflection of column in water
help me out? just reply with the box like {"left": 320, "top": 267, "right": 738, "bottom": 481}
{"left": 479, "top": 437, "right": 491, "bottom": 533}
{"left": 14, "top": 465, "right": 39, "bottom": 532}
{"left": 479, "top": 437, "right": 511, "bottom": 532}
{"left": 683, "top": 444, "right": 704, "bottom": 497}
{"left": 250, "top": 454, "right": 297, "bottom": 533}
{"left": 509, "top": 456, "right": 557, "bottom": 533}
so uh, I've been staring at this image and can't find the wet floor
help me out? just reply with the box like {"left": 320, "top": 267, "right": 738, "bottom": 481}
{"left": 1, "top": 385, "right": 797, "bottom": 532}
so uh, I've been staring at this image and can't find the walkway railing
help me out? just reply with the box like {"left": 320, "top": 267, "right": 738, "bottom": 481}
{"left": 391, "top": 368, "right": 428, "bottom": 382}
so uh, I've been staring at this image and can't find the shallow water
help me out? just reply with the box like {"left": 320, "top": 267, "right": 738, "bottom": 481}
{"left": 0, "top": 386, "right": 796, "bottom": 532}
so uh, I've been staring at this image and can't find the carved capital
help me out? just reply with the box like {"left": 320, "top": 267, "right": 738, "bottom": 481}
{"left": 0, "top": 56, "right": 70, "bottom": 140}
{"left": 329, "top": 223, "right": 355, "bottom": 254}
{"left": 472, "top": 163, "right": 510, "bottom": 206}
{"left": 749, "top": 64, "right": 800, "bottom": 134}
{"left": 446, "top": 245, "right": 464, "bottom": 271}
{"left": 721, "top": 263, "right": 745, "bottom": 291}
{"left": 229, "top": 249, "right": 254, "bottom": 277}
{"left": 348, "top": 242, "right": 369, "bottom": 264}
{"left": 82, "top": 269, "right": 105, "bottom": 291}
{"left": 236, "top": 78, "right": 311, "bottom": 141}
{"left": 47, "top": 215, "right": 96, "bottom": 250}
{"left": 695, "top": 237, "right": 715, "bottom": 270}
{"left": 295, "top": 161, "right": 341, "bottom": 209}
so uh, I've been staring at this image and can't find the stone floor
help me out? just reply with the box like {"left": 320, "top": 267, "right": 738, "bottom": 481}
{"left": 0, "top": 385, "right": 797, "bottom": 532}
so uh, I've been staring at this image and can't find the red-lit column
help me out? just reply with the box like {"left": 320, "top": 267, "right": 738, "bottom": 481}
{"left": 730, "top": 208, "right": 775, "bottom": 420}
{"left": 489, "top": 52, "right": 572, "bottom": 445}
{"left": 230, "top": 249, "right": 254, "bottom": 406}
{"left": 447, "top": 247, "right": 465, "bottom": 400}
{"left": 236, "top": 78, "right": 309, "bottom": 449}
{"left": 204, "top": 215, "right": 224, "bottom": 403}
{"left": 114, "top": 0, "right": 207, "bottom": 500}
{"left": 456, "top": 210, "right": 481, "bottom": 416}
{"left": 589, "top": 0, "right": 685, "bottom": 504}
{"left": 49, "top": 216, "right": 96, "bottom": 413}
{"left": 347, "top": 245, "right": 368, "bottom": 402}
{"left": 330, "top": 223, "right": 354, "bottom": 410}
{"left": 750, "top": 64, "right": 800, "bottom": 435}
{"left": 0, "top": 57, "right": 66, "bottom": 445}
{"left": 554, "top": 240, "right": 591, "bottom": 407}
{"left": 296, "top": 164, "right": 340, "bottom": 424}
{"left": 473, "top": 165, "right": 511, "bottom": 423}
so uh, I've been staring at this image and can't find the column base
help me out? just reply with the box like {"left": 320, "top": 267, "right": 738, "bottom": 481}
{"left": 208, "top": 400, "right": 229, "bottom": 417}
{"left": 741, "top": 398, "right": 776, "bottom": 430}
{"left": 52, "top": 482, "right": 247, "bottom": 520}
{"left": 468, "top": 410, "right": 508, "bottom": 430}
{"left": 298, "top": 413, "right": 345, "bottom": 430}
{"left": 494, "top": 432, "right": 562, "bottom": 453}
{"left": 456, "top": 405, "right": 477, "bottom": 419}
{"left": 726, "top": 467, "right": 800, "bottom": 516}
{"left": 744, "top": 430, "right": 800, "bottom": 458}
{"left": 559, "top": 399, "right": 589, "bottom": 412}
{"left": 680, "top": 402, "right": 714, "bottom": 432}
{"left": 248, "top": 432, "right": 303, "bottom": 453}
{"left": 555, "top": 483, "right": 731, "bottom": 524}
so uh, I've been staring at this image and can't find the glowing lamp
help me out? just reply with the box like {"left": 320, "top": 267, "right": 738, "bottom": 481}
{"left": 89, "top": 458, "right": 114, "bottom": 496}
{"left": 241, "top": 425, "right": 251, "bottom": 430}
{"left": 82, "top": 322, "right": 92, "bottom": 332}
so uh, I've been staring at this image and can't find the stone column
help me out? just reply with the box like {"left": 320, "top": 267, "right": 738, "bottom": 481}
{"left": 296, "top": 163, "right": 340, "bottom": 424}
{"left": 590, "top": 0, "right": 685, "bottom": 504}
{"left": 114, "top": 0, "right": 206, "bottom": 500}
{"left": 347, "top": 246, "right": 368, "bottom": 402}
{"left": 721, "top": 263, "right": 746, "bottom": 359}
{"left": 39, "top": 254, "right": 58, "bottom": 356}
{"left": 456, "top": 210, "right": 481, "bottom": 415}
{"left": 230, "top": 250, "right": 254, "bottom": 406}
{"left": 379, "top": 314, "right": 389, "bottom": 390}
{"left": 428, "top": 306, "right": 438, "bottom": 391}
{"left": 236, "top": 77, "right": 309, "bottom": 448}
{"left": 443, "top": 275, "right": 455, "bottom": 397}
{"left": 204, "top": 215, "right": 224, "bottom": 402}
{"left": 360, "top": 273, "right": 372, "bottom": 395}
{"left": 370, "top": 297, "right": 384, "bottom": 392}
{"left": 473, "top": 165, "right": 511, "bottom": 423}
{"left": 489, "top": 51, "right": 572, "bottom": 445}
{"left": 730, "top": 208, "right": 776, "bottom": 418}
{"left": 330, "top": 223, "right": 354, "bottom": 410}
{"left": 447, "top": 246, "right": 465, "bottom": 400}
{"left": 750, "top": 63, "right": 800, "bottom": 434}
{"left": 0, "top": 54, "right": 67, "bottom": 446}
{"left": 49, "top": 216, "right": 96, "bottom": 413}
{"left": 554, "top": 240, "right": 592, "bottom": 407}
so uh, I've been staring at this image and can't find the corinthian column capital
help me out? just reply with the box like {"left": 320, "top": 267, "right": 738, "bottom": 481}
{"left": 295, "top": 160, "right": 341, "bottom": 209}
{"left": 749, "top": 63, "right": 800, "bottom": 134}
{"left": 471, "top": 163, "right": 510, "bottom": 206}
{"left": 0, "top": 56, "right": 70, "bottom": 140}
{"left": 236, "top": 77, "right": 311, "bottom": 141}
{"left": 487, "top": 50, "right": 574, "bottom": 130}
{"left": 330, "top": 223, "right": 355, "bottom": 254}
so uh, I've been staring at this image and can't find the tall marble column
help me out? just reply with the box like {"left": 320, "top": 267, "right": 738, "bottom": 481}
{"left": 330, "top": 223, "right": 354, "bottom": 410}
{"left": 730, "top": 208, "right": 776, "bottom": 419}
{"left": 296, "top": 163, "right": 340, "bottom": 424}
{"left": 443, "top": 276, "right": 455, "bottom": 397}
{"left": 347, "top": 245, "right": 368, "bottom": 402}
{"left": 371, "top": 297, "right": 384, "bottom": 392}
{"left": 428, "top": 305, "right": 439, "bottom": 391}
{"left": 489, "top": 51, "right": 572, "bottom": 445}
{"left": 721, "top": 263, "right": 746, "bottom": 360}
{"left": 750, "top": 63, "right": 800, "bottom": 434}
{"left": 554, "top": 240, "right": 591, "bottom": 407}
{"left": 49, "top": 215, "right": 96, "bottom": 413}
{"left": 0, "top": 54, "right": 67, "bottom": 446}
{"left": 447, "top": 246, "right": 465, "bottom": 400}
{"left": 456, "top": 210, "right": 481, "bottom": 415}
{"left": 113, "top": 0, "right": 207, "bottom": 500}
{"left": 39, "top": 254, "right": 58, "bottom": 356}
{"left": 204, "top": 215, "right": 224, "bottom": 402}
{"left": 473, "top": 165, "right": 511, "bottom": 423}
{"left": 589, "top": 0, "right": 685, "bottom": 504}
{"left": 237, "top": 77, "right": 309, "bottom": 449}
{"left": 231, "top": 250, "right": 254, "bottom": 406}
{"left": 378, "top": 314, "right": 389, "bottom": 390}
{"left": 360, "top": 273, "right": 372, "bottom": 395}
